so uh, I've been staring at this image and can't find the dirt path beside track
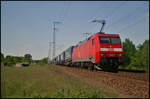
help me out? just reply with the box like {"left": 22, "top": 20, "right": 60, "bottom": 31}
{"left": 56, "top": 65, "right": 149, "bottom": 98}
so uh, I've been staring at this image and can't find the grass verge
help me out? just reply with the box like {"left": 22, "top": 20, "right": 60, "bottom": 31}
{"left": 1, "top": 64, "right": 118, "bottom": 98}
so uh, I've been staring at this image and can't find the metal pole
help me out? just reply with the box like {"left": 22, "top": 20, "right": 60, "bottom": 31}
{"left": 53, "top": 22, "right": 56, "bottom": 59}
{"left": 52, "top": 21, "right": 62, "bottom": 60}
{"left": 48, "top": 43, "right": 50, "bottom": 63}
{"left": 48, "top": 42, "right": 53, "bottom": 63}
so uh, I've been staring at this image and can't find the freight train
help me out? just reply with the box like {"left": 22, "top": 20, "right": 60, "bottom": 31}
{"left": 52, "top": 32, "right": 124, "bottom": 71}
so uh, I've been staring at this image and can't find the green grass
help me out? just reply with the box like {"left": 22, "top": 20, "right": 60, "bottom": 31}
{"left": 1, "top": 64, "right": 118, "bottom": 98}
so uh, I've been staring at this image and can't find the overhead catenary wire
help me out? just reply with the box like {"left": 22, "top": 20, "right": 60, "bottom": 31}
{"left": 59, "top": 1, "right": 71, "bottom": 24}
{"left": 117, "top": 16, "right": 148, "bottom": 46}
{"left": 117, "top": 15, "right": 147, "bottom": 33}
{"left": 106, "top": 3, "right": 148, "bottom": 31}
{"left": 104, "top": 1, "right": 127, "bottom": 19}
{"left": 58, "top": 2, "right": 71, "bottom": 49}
{"left": 108, "top": 8, "right": 148, "bottom": 33}
{"left": 87, "top": 3, "right": 108, "bottom": 21}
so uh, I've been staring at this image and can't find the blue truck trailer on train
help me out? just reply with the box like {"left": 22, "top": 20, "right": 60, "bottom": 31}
{"left": 53, "top": 46, "right": 74, "bottom": 65}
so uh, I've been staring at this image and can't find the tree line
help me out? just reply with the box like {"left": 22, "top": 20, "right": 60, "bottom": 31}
{"left": 122, "top": 39, "right": 149, "bottom": 70}
{"left": 1, "top": 53, "right": 48, "bottom": 66}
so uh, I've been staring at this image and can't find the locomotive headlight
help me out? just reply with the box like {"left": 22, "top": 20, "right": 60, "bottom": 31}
{"left": 100, "top": 53, "right": 104, "bottom": 56}
{"left": 118, "top": 53, "right": 122, "bottom": 56}
{"left": 113, "top": 48, "right": 122, "bottom": 51}
{"left": 100, "top": 48, "right": 109, "bottom": 51}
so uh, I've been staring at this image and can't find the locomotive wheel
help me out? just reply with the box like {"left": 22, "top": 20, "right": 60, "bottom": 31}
{"left": 102, "top": 65, "right": 118, "bottom": 72}
{"left": 111, "top": 65, "right": 119, "bottom": 72}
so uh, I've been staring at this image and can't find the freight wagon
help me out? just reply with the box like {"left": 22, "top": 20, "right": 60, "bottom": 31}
{"left": 55, "top": 46, "right": 74, "bottom": 66}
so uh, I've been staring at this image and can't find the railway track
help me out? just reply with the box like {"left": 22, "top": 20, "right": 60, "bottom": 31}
{"left": 96, "top": 69, "right": 149, "bottom": 82}
{"left": 56, "top": 65, "right": 149, "bottom": 98}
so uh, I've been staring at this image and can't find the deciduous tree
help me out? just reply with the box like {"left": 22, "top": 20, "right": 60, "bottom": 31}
{"left": 122, "top": 38, "right": 136, "bottom": 66}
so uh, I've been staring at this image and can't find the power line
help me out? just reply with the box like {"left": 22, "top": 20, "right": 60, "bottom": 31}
{"left": 117, "top": 16, "right": 147, "bottom": 45}
{"left": 88, "top": 4, "right": 107, "bottom": 21}
{"left": 104, "top": 1, "right": 127, "bottom": 19}
{"left": 117, "top": 15, "right": 147, "bottom": 33}
{"left": 55, "top": 2, "right": 71, "bottom": 57}
{"left": 106, "top": 3, "right": 147, "bottom": 30}
{"left": 59, "top": 2, "right": 71, "bottom": 23}
{"left": 108, "top": 8, "right": 148, "bottom": 33}
{"left": 63, "top": 2, "right": 71, "bottom": 23}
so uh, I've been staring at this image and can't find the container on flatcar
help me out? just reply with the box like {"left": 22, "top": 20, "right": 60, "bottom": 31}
{"left": 62, "top": 46, "right": 74, "bottom": 65}
{"left": 64, "top": 46, "right": 74, "bottom": 62}
{"left": 59, "top": 51, "right": 65, "bottom": 64}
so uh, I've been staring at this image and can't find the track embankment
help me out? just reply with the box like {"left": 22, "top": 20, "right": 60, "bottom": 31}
{"left": 56, "top": 65, "right": 149, "bottom": 98}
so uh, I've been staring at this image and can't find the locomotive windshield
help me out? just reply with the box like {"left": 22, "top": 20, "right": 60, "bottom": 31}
{"left": 100, "top": 37, "right": 110, "bottom": 43}
{"left": 111, "top": 37, "right": 121, "bottom": 44}
{"left": 100, "top": 36, "right": 121, "bottom": 44}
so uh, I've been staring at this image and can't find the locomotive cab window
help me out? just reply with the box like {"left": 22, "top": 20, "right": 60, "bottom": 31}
{"left": 111, "top": 37, "right": 121, "bottom": 44}
{"left": 99, "top": 36, "right": 121, "bottom": 44}
{"left": 100, "top": 36, "right": 110, "bottom": 43}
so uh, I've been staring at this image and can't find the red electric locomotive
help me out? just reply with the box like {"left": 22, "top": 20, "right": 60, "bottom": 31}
{"left": 52, "top": 20, "right": 124, "bottom": 71}
{"left": 72, "top": 32, "right": 123, "bottom": 70}
{"left": 72, "top": 20, "right": 123, "bottom": 71}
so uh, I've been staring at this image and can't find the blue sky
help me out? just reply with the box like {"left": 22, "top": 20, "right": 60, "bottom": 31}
{"left": 1, "top": 1, "right": 149, "bottom": 60}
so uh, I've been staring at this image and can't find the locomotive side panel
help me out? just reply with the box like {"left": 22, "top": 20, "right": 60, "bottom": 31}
{"left": 72, "top": 35, "right": 98, "bottom": 63}
{"left": 95, "top": 35, "right": 101, "bottom": 64}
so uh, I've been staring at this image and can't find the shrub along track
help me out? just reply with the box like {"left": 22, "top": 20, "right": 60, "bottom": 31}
{"left": 56, "top": 65, "right": 149, "bottom": 98}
